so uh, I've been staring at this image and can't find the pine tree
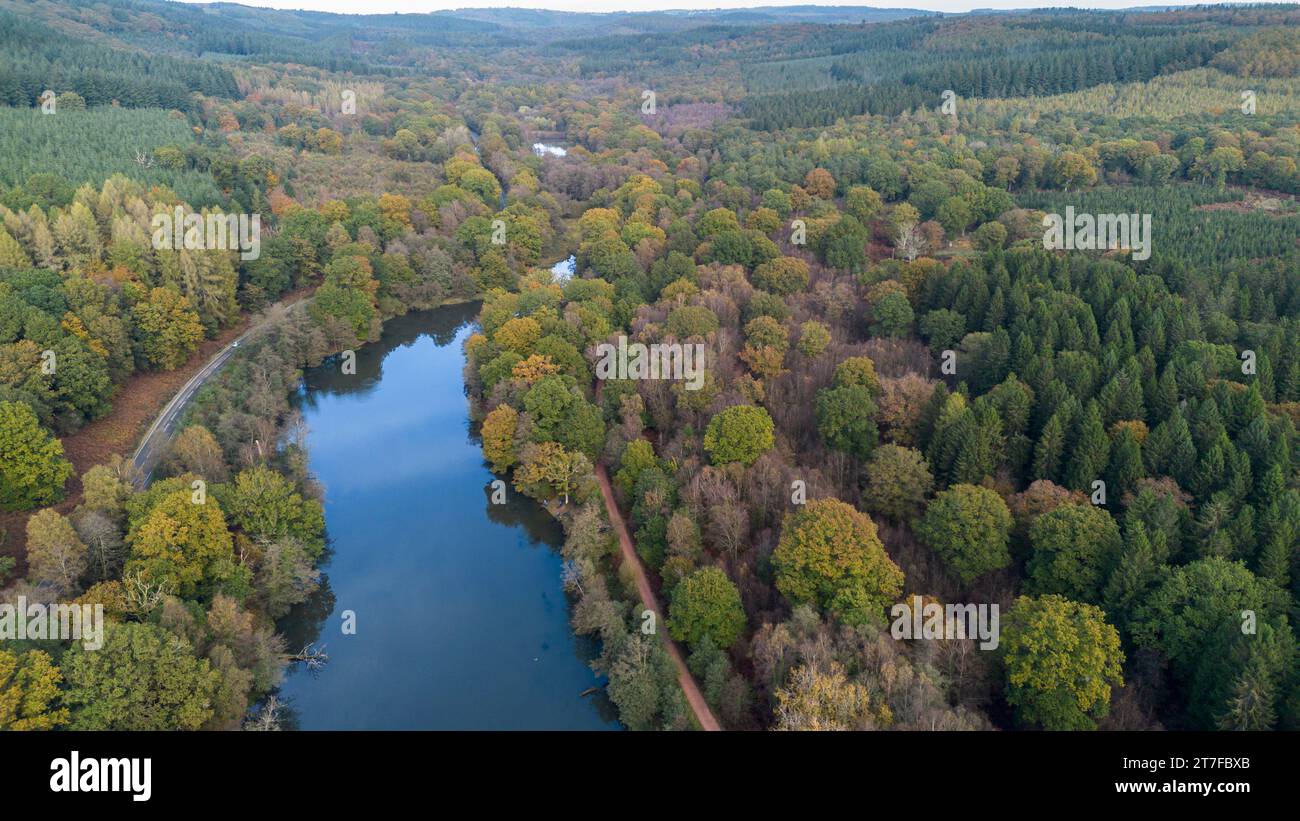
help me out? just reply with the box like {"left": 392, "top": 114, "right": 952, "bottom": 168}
{"left": 1032, "top": 413, "right": 1066, "bottom": 483}
{"left": 1106, "top": 427, "right": 1144, "bottom": 501}
{"left": 0, "top": 228, "right": 31, "bottom": 267}
{"left": 1066, "top": 402, "right": 1110, "bottom": 492}
{"left": 1102, "top": 522, "right": 1158, "bottom": 640}
{"left": 1216, "top": 658, "right": 1277, "bottom": 731}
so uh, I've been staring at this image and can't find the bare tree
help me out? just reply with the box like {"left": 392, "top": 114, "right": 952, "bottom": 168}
{"left": 244, "top": 696, "right": 284, "bottom": 731}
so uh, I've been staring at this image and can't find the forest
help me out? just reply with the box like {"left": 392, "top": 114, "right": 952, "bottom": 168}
{"left": 0, "top": 0, "right": 1297, "bottom": 733}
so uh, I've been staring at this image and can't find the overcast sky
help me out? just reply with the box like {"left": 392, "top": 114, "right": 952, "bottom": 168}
{"left": 177, "top": 1, "right": 1253, "bottom": 16}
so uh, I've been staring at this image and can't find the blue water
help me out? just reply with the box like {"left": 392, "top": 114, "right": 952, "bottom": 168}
{"left": 276, "top": 303, "right": 618, "bottom": 730}
{"left": 550, "top": 255, "right": 576, "bottom": 281}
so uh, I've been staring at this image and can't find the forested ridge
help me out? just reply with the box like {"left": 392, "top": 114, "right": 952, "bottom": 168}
{"left": 0, "top": 0, "right": 1297, "bottom": 733}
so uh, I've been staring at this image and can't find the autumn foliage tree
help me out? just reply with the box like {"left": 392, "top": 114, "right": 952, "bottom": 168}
{"left": 0, "top": 649, "right": 67, "bottom": 730}
{"left": 1001, "top": 595, "right": 1123, "bottom": 730}
{"left": 0, "top": 400, "right": 72, "bottom": 510}
{"left": 773, "top": 499, "right": 904, "bottom": 626}
{"left": 481, "top": 404, "right": 519, "bottom": 473}
{"left": 131, "top": 287, "right": 204, "bottom": 370}
{"left": 124, "top": 488, "right": 239, "bottom": 598}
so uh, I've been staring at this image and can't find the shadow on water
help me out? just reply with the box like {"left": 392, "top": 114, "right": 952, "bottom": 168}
{"left": 275, "top": 300, "right": 619, "bottom": 730}
{"left": 297, "top": 301, "right": 482, "bottom": 406}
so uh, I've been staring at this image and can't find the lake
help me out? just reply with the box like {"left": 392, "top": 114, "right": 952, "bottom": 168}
{"left": 276, "top": 302, "right": 619, "bottom": 730}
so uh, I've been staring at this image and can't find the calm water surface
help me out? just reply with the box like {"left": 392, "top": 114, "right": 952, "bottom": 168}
{"left": 277, "top": 302, "right": 618, "bottom": 730}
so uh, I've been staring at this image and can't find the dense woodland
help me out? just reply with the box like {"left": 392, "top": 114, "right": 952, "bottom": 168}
{"left": 0, "top": 0, "right": 1298, "bottom": 732}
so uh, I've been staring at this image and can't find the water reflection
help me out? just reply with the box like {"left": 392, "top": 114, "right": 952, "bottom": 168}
{"left": 276, "top": 301, "right": 618, "bottom": 730}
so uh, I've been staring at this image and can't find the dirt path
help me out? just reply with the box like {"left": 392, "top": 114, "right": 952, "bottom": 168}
{"left": 593, "top": 463, "right": 721, "bottom": 731}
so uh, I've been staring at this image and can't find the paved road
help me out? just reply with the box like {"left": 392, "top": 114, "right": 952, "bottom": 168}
{"left": 130, "top": 299, "right": 306, "bottom": 488}
{"left": 130, "top": 338, "right": 244, "bottom": 488}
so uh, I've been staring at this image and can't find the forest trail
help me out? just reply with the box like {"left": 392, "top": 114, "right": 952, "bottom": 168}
{"left": 593, "top": 463, "right": 722, "bottom": 731}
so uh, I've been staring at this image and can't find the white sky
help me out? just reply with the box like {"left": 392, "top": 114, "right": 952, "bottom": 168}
{"left": 177, "top": 1, "right": 1255, "bottom": 16}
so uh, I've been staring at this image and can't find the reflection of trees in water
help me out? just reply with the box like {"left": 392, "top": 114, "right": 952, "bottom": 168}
{"left": 296, "top": 301, "right": 482, "bottom": 405}
{"left": 276, "top": 571, "right": 337, "bottom": 676}
{"left": 482, "top": 479, "right": 621, "bottom": 725}
{"left": 274, "top": 300, "right": 621, "bottom": 728}
{"left": 268, "top": 571, "right": 336, "bottom": 731}
{"left": 271, "top": 301, "right": 483, "bottom": 723}
{"left": 481, "top": 466, "right": 621, "bottom": 724}
{"left": 482, "top": 478, "right": 565, "bottom": 547}
{"left": 572, "top": 631, "right": 620, "bottom": 724}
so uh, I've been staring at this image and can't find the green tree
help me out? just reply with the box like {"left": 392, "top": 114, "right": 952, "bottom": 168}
{"left": 1065, "top": 403, "right": 1110, "bottom": 492}
{"left": 704, "top": 405, "right": 775, "bottom": 466}
{"left": 920, "top": 309, "right": 966, "bottom": 354}
{"left": 820, "top": 215, "right": 870, "bottom": 273}
{"left": 615, "top": 439, "right": 658, "bottom": 498}
{"left": 61, "top": 622, "right": 219, "bottom": 730}
{"left": 844, "top": 185, "right": 883, "bottom": 223}
{"left": 869, "top": 291, "right": 914, "bottom": 338}
{"left": 752, "top": 256, "right": 810, "bottom": 296}
{"left": 796, "top": 321, "right": 831, "bottom": 358}
{"left": 1026, "top": 503, "right": 1122, "bottom": 603}
{"left": 1131, "top": 557, "right": 1276, "bottom": 681}
{"left": 217, "top": 467, "right": 326, "bottom": 556}
{"left": 861, "top": 444, "right": 933, "bottom": 521}
{"left": 1191, "top": 619, "right": 1294, "bottom": 730}
{"left": 604, "top": 633, "right": 688, "bottom": 731}
{"left": 972, "top": 221, "right": 1008, "bottom": 251}
{"left": 936, "top": 196, "right": 973, "bottom": 238}
{"left": 1101, "top": 522, "right": 1161, "bottom": 640}
{"left": 1002, "top": 595, "right": 1124, "bottom": 730}
{"left": 668, "top": 567, "right": 747, "bottom": 651}
{"left": 0, "top": 400, "right": 72, "bottom": 511}
{"left": 252, "top": 537, "right": 321, "bottom": 621}
{"left": 815, "top": 384, "right": 878, "bottom": 460}
{"left": 834, "top": 356, "right": 881, "bottom": 394}
{"left": 523, "top": 376, "right": 576, "bottom": 442}
{"left": 916, "top": 484, "right": 1012, "bottom": 584}
{"left": 666, "top": 305, "right": 720, "bottom": 338}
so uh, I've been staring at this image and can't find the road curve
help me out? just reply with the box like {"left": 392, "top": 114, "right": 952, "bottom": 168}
{"left": 130, "top": 337, "right": 243, "bottom": 487}
{"left": 130, "top": 298, "right": 306, "bottom": 488}
{"left": 130, "top": 294, "right": 314, "bottom": 488}
{"left": 594, "top": 463, "right": 722, "bottom": 731}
